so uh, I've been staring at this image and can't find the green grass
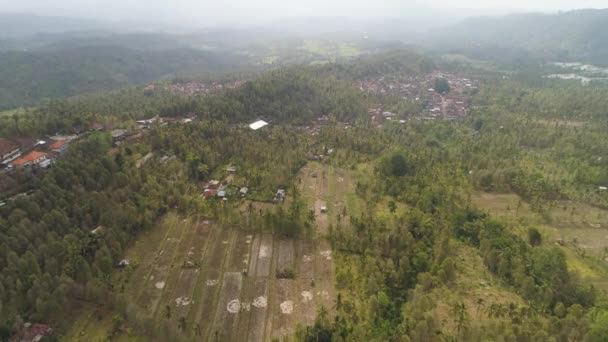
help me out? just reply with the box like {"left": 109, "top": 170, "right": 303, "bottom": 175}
{"left": 62, "top": 306, "right": 146, "bottom": 342}
{"left": 261, "top": 55, "right": 279, "bottom": 64}
{"left": 472, "top": 191, "right": 608, "bottom": 290}
{"left": 337, "top": 44, "right": 360, "bottom": 57}
{"left": 0, "top": 108, "right": 24, "bottom": 117}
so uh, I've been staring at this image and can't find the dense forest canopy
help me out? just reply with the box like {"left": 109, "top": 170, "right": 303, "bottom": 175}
{"left": 0, "top": 46, "right": 245, "bottom": 111}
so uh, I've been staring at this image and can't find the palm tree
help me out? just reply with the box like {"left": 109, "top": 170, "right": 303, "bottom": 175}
{"left": 178, "top": 317, "right": 188, "bottom": 332}
{"left": 193, "top": 323, "right": 202, "bottom": 337}
{"left": 164, "top": 305, "right": 172, "bottom": 320}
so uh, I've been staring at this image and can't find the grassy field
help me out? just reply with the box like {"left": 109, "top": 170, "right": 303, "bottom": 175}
{"left": 0, "top": 108, "right": 24, "bottom": 117}
{"left": 300, "top": 40, "right": 361, "bottom": 61}
{"left": 471, "top": 191, "right": 608, "bottom": 290}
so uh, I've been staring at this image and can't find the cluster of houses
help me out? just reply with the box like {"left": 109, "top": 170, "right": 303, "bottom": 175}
{"left": 10, "top": 322, "right": 52, "bottom": 342}
{"left": 157, "top": 80, "right": 245, "bottom": 97}
{"left": 0, "top": 134, "right": 77, "bottom": 171}
{"left": 135, "top": 114, "right": 196, "bottom": 130}
{"left": 197, "top": 166, "right": 250, "bottom": 201}
{"left": 357, "top": 71, "right": 477, "bottom": 121}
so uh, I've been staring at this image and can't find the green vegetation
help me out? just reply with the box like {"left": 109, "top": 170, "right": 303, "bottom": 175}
{"left": 434, "top": 77, "right": 450, "bottom": 94}
{"left": 2, "top": 49, "right": 608, "bottom": 341}
{"left": 432, "top": 9, "right": 608, "bottom": 66}
{"left": 0, "top": 46, "right": 243, "bottom": 110}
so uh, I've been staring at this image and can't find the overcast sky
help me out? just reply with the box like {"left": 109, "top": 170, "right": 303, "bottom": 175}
{"left": 1, "top": 0, "right": 607, "bottom": 26}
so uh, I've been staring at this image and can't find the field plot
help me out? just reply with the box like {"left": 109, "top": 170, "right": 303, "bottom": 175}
{"left": 226, "top": 232, "right": 253, "bottom": 272}
{"left": 192, "top": 226, "right": 233, "bottom": 339}
{"left": 134, "top": 216, "right": 189, "bottom": 315}
{"left": 255, "top": 233, "right": 274, "bottom": 277}
{"left": 276, "top": 239, "right": 295, "bottom": 275}
{"left": 267, "top": 279, "right": 297, "bottom": 340}
{"left": 211, "top": 272, "right": 244, "bottom": 341}
{"left": 152, "top": 217, "right": 201, "bottom": 318}
{"left": 163, "top": 219, "right": 210, "bottom": 319}
{"left": 80, "top": 163, "right": 344, "bottom": 341}
{"left": 298, "top": 162, "right": 340, "bottom": 312}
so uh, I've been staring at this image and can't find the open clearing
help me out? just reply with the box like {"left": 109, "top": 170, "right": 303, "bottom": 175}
{"left": 66, "top": 162, "right": 348, "bottom": 341}
{"left": 472, "top": 191, "right": 608, "bottom": 290}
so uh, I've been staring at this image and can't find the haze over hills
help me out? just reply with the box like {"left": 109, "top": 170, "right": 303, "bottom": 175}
{"left": 428, "top": 9, "right": 608, "bottom": 65}
{"left": 2, "top": 8, "right": 608, "bottom": 111}
{"left": 5, "top": 1, "right": 608, "bottom": 341}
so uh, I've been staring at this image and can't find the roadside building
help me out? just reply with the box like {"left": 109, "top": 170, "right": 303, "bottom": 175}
{"left": 0, "top": 139, "right": 21, "bottom": 165}
{"left": 249, "top": 120, "right": 269, "bottom": 130}
{"left": 12, "top": 137, "right": 38, "bottom": 151}
{"left": 11, "top": 151, "right": 50, "bottom": 168}
{"left": 274, "top": 189, "right": 286, "bottom": 202}
{"left": 12, "top": 323, "right": 52, "bottom": 342}
{"left": 111, "top": 129, "right": 128, "bottom": 145}
{"left": 49, "top": 140, "right": 68, "bottom": 154}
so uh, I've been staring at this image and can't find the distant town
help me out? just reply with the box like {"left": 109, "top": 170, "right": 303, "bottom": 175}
{"left": 358, "top": 71, "right": 478, "bottom": 121}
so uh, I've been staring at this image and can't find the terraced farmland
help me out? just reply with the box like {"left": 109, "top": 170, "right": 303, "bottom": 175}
{"left": 72, "top": 163, "right": 347, "bottom": 341}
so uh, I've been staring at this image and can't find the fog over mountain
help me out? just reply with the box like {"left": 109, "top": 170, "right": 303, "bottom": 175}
{"left": 1, "top": 0, "right": 607, "bottom": 30}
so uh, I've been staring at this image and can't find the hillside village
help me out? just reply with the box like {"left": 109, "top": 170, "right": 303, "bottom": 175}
{"left": 358, "top": 71, "right": 478, "bottom": 121}
{"left": 146, "top": 80, "right": 246, "bottom": 97}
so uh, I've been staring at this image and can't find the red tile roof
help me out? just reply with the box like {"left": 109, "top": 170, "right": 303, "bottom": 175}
{"left": 12, "top": 151, "right": 47, "bottom": 166}
{"left": 49, "top": 140, "right": 67, "bottom": 150}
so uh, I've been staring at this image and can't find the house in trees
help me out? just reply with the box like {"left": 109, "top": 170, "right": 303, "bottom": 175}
{"left": 91, "top": 226, "right": 104, "bottom": 235}
{"left": 0, "top": 139, "right": 21, "bottom": 165}
{"left": 249, "top": 120, "right": 269, "bottom": 130}
{"left": 226, "top": 166, "right": 237, "bottom": 173}
{"left": 274, "top": 189, "right": 286, "bottom": 202}
{"left": 11, "top": 151, "right": 51, "bottom": 168}
{"left": 111, "top": 129, "right": 128, "bottom": 145}
{"left": 90, "top": 122, "right": 104, "bottom": 131}
{"left": 12, "top": 137, "right": 38, "bottom": 151}
{"left": 240, "top": 187, "right": 248, "bottom": 196}
{"left": 49, "top": 140, "right": 68, "bottom": 154}
{"left": 11, "top": 322, "right": 52, "bottom": 342}
{"left": 204, "top": 189, "right": 217, "bottom": 198}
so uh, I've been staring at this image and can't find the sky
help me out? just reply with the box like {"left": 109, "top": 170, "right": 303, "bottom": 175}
{"left": 0, "top": 0, "right": 607, "bottom": 26}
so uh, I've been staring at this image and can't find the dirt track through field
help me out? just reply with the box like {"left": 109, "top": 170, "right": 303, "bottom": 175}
{"left": 135, "top": 216, "right": 189, "bottom": 315}
{"left": 304, "top": 163, "right": 337, "bottom": 314}
{"left": 165, "top": 219, "right": 211, "bottom": 320}
{"left": 211, "top": 272, "right": 244, "bottom": 341}
{"left": 152, "top": 217, "right": 200, "bottom": 318}
{"left": 193, "top": 226, "right": 233, "bottom": 340}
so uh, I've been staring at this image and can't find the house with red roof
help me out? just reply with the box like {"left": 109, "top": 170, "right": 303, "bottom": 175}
{"left": 11, "top": 151, "right": 50, "bottom": 168}
{"left": 49, "top": 140, "right": 68, "bottom": 154}
{"left": 11, "top": 323, "right": 52, "bottom": 342}
{"left": 0, "top": 139, "right": 21, "bottom": 165}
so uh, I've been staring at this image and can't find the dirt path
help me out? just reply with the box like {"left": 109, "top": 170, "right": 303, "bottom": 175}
{"left": 211, "top": 272, "right": 244, "bottom": 341}
{"left": 192, "top": 227, "right": 234, "bottom": 340}
{"left": 164, "top": 218, "right": 211, "bottom": 320}
{"left": 152, "top": 217, "right": 200, "bottom": 318}
{"left": 134, "top": 215, "right": 190, "bottom": 316}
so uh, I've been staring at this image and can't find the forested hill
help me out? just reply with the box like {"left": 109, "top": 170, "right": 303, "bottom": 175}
{"left": 0, "top": 46, "right": 244, "bottom": 111}
{"left": 429, "top": 9, "right": 608, "bottom": 65}
{"left": 0, "top": 50, "right": 433, "bottom": 136}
